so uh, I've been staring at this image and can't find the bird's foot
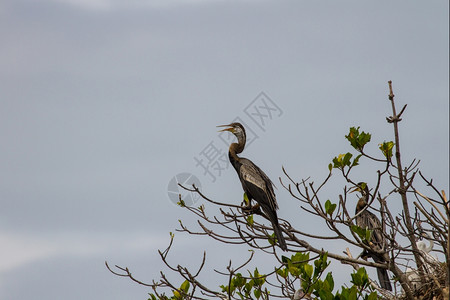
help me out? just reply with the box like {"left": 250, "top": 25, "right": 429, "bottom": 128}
{"left": 241, "top": 203, "right": 262, "bottom": 215}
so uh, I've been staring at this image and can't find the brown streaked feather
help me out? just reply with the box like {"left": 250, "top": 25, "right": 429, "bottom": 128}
{"left": 355, "top": 190, "right": 392, "bottom": 291}
{"left": 239, "top": 158, "right": 277, "bottom": 211}
{"left": 355, "top": 200, "right": 384, "bottom": 249}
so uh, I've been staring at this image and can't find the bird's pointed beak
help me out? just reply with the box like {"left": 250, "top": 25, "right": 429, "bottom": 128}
{"left": 217, "top": 124, "right": 233, "bottom": 132}
{"left": 349, "top": 186, "right": 360, "bottom": 193}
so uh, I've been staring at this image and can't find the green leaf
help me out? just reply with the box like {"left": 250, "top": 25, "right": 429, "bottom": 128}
{"left": 177, "top": 199, "right": 186, "bottom": 207}
{"left": 180, "top": 280, "right": 190, "bottom": 293}
{"left": 351, "top": 272, "right": 362, "bottom": 286}
{"left": 332, "top": 152, "right": 354, "bottom": 170}
{"left": 333, "top": 152, "right": 361, "bottom": 170}
{"left": 304, "top": 264, "right": 313, "bottom": 278}
{"left": 246, "top": 214, "right": 254, "bottom": 226}
{"left": 268, "top": 233, "right": 276, "bottom": 246}
{"left": 351, "top": 225, "right": 366, "bottom": 240}
{"left": 365, "top": 228, "right": 372, "bottom": 243}
{"left": 256, "top": 276, "right": 265, "bottom": 286}
{"left": 379, "top": 141, "right": 394, "bottom": 158}
{"left": 288, "top": 263, "right": 300, "bottom": 277}
{"left": 351, "top": 154, "right": 362, "bottom": 167}
{"left": 332, "top": 154, "right": 345, "bottom": 169}
{"left": 253, "top": 288, "right": 261, "bottom": 299}
{"left": 340, "top": 287, "right": 349, "bottom": 299}
{"left": 325, "top": 199, "right": 337, "bottom": 216}
{"left": 343, "top": 152, "right": 353, "bottom": 166}
{"left": 172, "top": 290, "right": 181, "bottom": 299}
{"left": 325, "top": 200, "right": 330, "bottom": 213}
{"left": 243, "top": 192, "right": 250, "bottom": 205}
{"left": 351, "top": 267, "right": 369, "bottom": 287}
{"left": 244, "top": 281, "right": 253, "bottom": 294}
{"left": 324, "top": 272, "right": 334, "bottom": 292}
{"left": 288, "top": 253, "right": 309, "bottom": 277}
{"left": 314, "top": 252, "right": 329, "bottom": 274}
{"left": 148, "top": 294, "right": 158, "bottom": 300}
{"left": 351, "top": 224, "right": 372, "bottom": 244}
{"left": 345, "top": 127, "right": 372, "bottom": 150}
{"left": 233, "top": 273, "right": 246, "bottom": 287}
{"left": 348, "top": 286, "right": 357, "bottom": 300}
{"left": 276, "top": 267, "right": 288, "bottom": 278}
{"left": 291, "top": 252, "right": 310, "bottom": 263}
{"left": 318, "top": 289, "right": 334, "bottom": 300}
{"left": 281, "top": 255, "right": 291, "bottom": 264}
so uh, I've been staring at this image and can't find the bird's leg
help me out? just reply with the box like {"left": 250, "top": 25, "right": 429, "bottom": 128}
{"left": 240, "top": 196, "right": 253, "bottom": 214}
{"left": 241, "top": 193, "right": 260, "bottom": 212}
{"left": 241, "top": 201, "right": 253, "bottom": 211}
{"left": 240, "top": 194, "right": 263, "bottom": 216}
{"left": 241, "top": 203, "right": 262, "bottom": 216}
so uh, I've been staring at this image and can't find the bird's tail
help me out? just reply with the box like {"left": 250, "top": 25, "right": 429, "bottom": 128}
{"left": 376, "top": 267, "right": 392, "bottom": 291}
{"left": 373, "top": 255, "right": 392, "bottom": 291}
{"left": 260, "top": 203, "right": 287, "bottom": 251}
{"left": 272, "top": 220, "right": 287, "bottom": 251}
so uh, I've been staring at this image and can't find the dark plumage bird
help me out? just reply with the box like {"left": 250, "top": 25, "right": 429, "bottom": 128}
{"left": 351, "top": 182, "right": 392, "bottom": 291}
{"left": 218, "top": 122, "right": 287, "bottom": 251}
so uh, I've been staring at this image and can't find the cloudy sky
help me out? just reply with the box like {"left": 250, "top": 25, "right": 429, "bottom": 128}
{"left": 0, "top": 0, "right": 448, "bottom": 299}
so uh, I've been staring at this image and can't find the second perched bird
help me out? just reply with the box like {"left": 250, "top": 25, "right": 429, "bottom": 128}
{"left": 218, "top": 122, "right": 287, "bottom": 251}
{"left": 351, "top": 182, "right": 392, "bottom": 291}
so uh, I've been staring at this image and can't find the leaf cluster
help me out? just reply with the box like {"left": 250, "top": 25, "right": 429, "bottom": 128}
{"left": 220, "top": 268, "right": 268, "bottom": 299}
{"left": 277, "top": 253, "right": 376, "bottom": 300}
{"left": 351, "top": 225, "right": 373, "bottom": 245}
{"left": 148, "top": 280, "right": 191, "bottom": 300}
{"left": 345, "top": 127, "right": 371, "bottom": 151}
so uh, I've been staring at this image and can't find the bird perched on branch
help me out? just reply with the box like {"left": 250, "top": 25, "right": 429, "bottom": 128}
{"left": 351, "top": 182, "right": 392, "bottom": 291}
{"left": 218, "top": 122, "right": 287, "bottom": 251}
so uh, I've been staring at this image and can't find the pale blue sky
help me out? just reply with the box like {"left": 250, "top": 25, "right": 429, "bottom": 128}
{"left": 0, "top": 1, "right": 448, "bottom": 299}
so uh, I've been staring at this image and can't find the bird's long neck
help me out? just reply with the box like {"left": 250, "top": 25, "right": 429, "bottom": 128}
{"left": 355, "top": 196, "right": 368, "bottom": 214}
{"left": 228, "top": 137, "right": 245, "bottom": 169}
{"left": 355, "top": 187, "right": 370, "bottom": 213}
